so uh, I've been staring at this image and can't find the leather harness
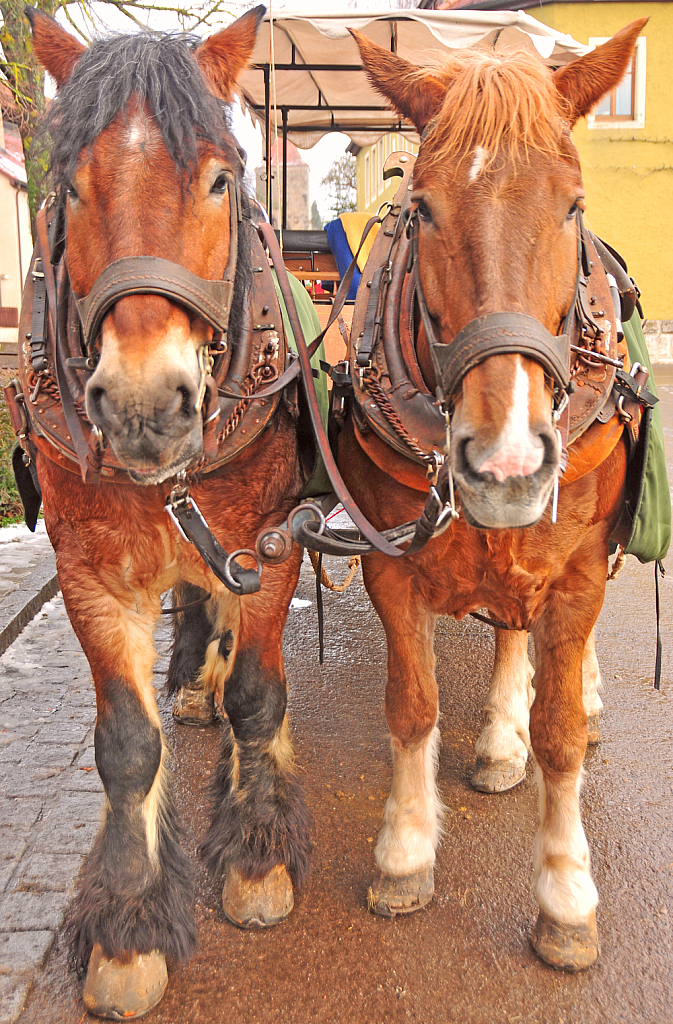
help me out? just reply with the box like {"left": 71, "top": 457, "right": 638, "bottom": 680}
{"left": 9, "top": 174, "right": 299, "bottom": 594}
{"left": 344, "top": 152, "right": 656, "bottom": 488}
{"left": 5, "top": 150, "right": 659, "bottom": 591}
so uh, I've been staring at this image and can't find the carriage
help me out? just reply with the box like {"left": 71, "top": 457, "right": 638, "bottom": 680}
{"left": 3, "top": 6, "right": 669, "bottom": 1019}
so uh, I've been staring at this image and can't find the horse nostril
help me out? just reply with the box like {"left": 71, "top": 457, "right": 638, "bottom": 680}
{"left": 177, "top": 385, "right": 194, "bottom": 419}
{"left": 88, "top": 386, "right": 105, "bottom": 425}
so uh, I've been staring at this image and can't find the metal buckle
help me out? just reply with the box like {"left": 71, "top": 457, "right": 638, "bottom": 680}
{"left": 287, "top": 502, "right": 326, "bottom": 538}
{"left": 616, "top": 395, "right": 633, "bottom": 423}
{"left": 165, "top": 475, "right": 196, "bottom": 542}
{"left": 194, "top": 346, "right": 214, "bottom": 414}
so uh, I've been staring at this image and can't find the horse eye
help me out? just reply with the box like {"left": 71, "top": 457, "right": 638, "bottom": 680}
{"left": 416, "top": 199, "right": 432, "bottom": 222}
{"left": 211, "top": 174, "right": 229, "bottom": 195}
{"left": 66, "top": 182, "right": 79, "bottom": 200}
{"left": 567, "top": 204, "right": 578, "bottom": 220}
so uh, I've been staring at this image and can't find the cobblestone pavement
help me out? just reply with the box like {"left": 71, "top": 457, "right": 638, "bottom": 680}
{"left": 0, "top": 525, "right": 54, "bottom": 606}
{"left": 0, "top": 591, "right": 180, "bottom": 1024}
{"left": 0, "top": 596, "right": 100, "bottom": 1024}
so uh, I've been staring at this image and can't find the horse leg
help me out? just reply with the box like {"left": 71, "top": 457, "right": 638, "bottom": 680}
{"left": 167, "top": 582, "right": 218, "bottom": 726}
{"left": 363, "top": 561, "right": 442, "bottom": 916}
{"left": 529, "top": 608, "right": 601, "bottom": 972}
{"left": 199, "top": 569, "right": 311, "bottom": 928}
{"left": 472, "top": 628, "right": 533, "bottom": 793}
{"left": 582, "top": 628, "right": 602, "bottom": 745}
{"left": 472, "top": 625, "right": 602, "bottom": 793}
{"left": 49, "top": 536, "right": 196, "bottom": 1019}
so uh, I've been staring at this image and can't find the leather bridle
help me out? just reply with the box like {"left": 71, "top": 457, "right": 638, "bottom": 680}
{"left": 407, "top": 205, "right": 576, "bottom": 408}
{"left": 72, "top": 166, "right": 242, "bottom": 362}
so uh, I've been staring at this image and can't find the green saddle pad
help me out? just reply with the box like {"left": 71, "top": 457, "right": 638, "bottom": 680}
{"left": 622, "top": 312, "right": 670, "bottom": 563}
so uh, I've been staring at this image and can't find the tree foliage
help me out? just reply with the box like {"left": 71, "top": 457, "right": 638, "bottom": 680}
{"left": 320, "top": 153, "right": 357, "bottom": 219}
{"left": 0, "top": 0, "right": 244, "bottom": 233}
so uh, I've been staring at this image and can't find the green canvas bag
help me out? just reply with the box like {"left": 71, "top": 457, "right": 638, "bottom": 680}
{"left": 621, "top": 313, "right": 671, "bottom": 564}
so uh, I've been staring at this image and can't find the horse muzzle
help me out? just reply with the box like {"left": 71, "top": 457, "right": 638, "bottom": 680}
{"left": 86, "top": 360, "right": 205, "bottom": 483}
{"left": 452, "top": 423, "right": 559, "bottom": 530}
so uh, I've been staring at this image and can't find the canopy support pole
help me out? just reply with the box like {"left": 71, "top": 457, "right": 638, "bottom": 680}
{"left": 282, "top": 107, "right": 288, "bottom": 232}
{"left": 264, "top": 65, "right": 272, "bottom": 224}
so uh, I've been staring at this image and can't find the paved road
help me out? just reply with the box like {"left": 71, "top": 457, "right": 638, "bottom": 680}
{"left": 2, "top": 369, "right": 672, "bottom": 1024}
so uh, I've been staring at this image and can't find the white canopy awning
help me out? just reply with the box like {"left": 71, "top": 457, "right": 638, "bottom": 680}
{"left": 237, "top": 8, "right": 588, "bottom": 149}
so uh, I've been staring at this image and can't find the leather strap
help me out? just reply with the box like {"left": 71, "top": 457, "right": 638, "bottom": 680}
{"left": 36, "top": 208, "right": 97, "bottom": 483}
{"left": 260, "top": 220, "right": 412, "bottom": 558}
{"left": 28, "top": 257, "right": 49, "bottom": 373}
{"left": 262, "top": 219, "right": 456, "bottom": 561}
{"left": 430, "top": 311, "right": 571, "bottom": 399}
{"left": 409, "top": 214, "right": 571, "bottom": 399}
{"left": 166, "top": 488, "right": 260, "bottom": 595}
{"left": 76, "top": 256, "right": 235, "bottom": 350}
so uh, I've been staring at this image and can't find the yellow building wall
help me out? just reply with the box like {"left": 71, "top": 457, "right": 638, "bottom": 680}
{"left": 531, "top": 2, "right": 673, "bottom": 319}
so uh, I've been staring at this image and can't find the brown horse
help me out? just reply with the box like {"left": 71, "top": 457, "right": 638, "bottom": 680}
{"left": 340, "top": 21, "right": 647, "bottom": 971}
{"left": 19, "top": 7, "right": 312, "bottom": 1018}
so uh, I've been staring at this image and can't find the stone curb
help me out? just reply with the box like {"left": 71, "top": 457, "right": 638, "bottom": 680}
{"left": 0, "top": 557, "right": 60, "bottom": 658}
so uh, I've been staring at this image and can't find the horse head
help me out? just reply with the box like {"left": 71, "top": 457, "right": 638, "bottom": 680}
{"left": 28, "top": 6, "right": 265, "bottom": 483}
{"left": 352, "top": 20, "right": 646, "bottom": 529}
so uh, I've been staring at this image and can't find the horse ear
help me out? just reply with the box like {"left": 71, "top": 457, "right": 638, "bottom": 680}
{"left": 553, "top": 18, "right": 647, "bottom": 126}
{"left": 25, "top": 6, "right": 85, "bottom": 87}
{"left": 196, "top": 5, "right": 265, "bottom": 101}
{"left": 350, "top": 29, "right": 445, "bottom": 134}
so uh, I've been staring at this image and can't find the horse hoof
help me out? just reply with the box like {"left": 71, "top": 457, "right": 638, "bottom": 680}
{"left": 368, "top": 866, "right": 434, "bottom": 917}
{"left": 586, "top": 713, "right": 600, "bottom": 745}
{"left": 83, "top": 944, "right": 167, "bottom": 1020}
{"left": 531, "top": 909, "right": 599, "bottom": 972}
{"left": 471, "top": 756, "right": 526, "bottom": 793}
{"left": 222, "top": 864, "right": 294, "bottom": 928}
{"left": 172, "top": 686, "right": 217, "bottom": 726}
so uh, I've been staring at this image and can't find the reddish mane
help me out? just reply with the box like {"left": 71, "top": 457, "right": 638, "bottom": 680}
{"left": 417, "top": 48, "right": 570, "bottom": 174}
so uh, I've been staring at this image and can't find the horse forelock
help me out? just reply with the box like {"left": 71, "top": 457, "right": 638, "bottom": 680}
{"left": 416, "top": 49, "right": 572, "bottom": 178}
{"left": 43, "top": 31, "right": 238, "bottom": 187}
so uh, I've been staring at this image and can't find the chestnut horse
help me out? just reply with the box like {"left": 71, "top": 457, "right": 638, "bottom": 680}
{"left": 21, "top": 7, "right": 311, "bottom": 1018}
{"left": 340, "top": 21, "right": 647, "bottom": 971}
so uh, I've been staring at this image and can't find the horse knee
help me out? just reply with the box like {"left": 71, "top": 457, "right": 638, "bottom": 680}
{"left": 529, "top": 699, "right": 586, "bottom": 774}
{"left": 95, "top": 684, "right": 162, "bottom": 809}
{"left": 222, "top": 651, "right": 286, "bottom": 742}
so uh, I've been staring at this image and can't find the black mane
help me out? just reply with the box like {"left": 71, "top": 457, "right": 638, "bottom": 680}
{"left": 44, "top": 31, "right": 237, "bottom": 186}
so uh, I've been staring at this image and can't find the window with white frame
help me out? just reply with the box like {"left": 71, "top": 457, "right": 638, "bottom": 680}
{"left": 587, "top": 36, "right": 646, "bottom": 130}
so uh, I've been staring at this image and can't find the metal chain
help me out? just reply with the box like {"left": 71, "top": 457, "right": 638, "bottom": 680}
{"left": 362, "top": 367, "right": 434, "bottom": 463}
{"left": 217, "top": 341, "right": 279, "bottom": 443}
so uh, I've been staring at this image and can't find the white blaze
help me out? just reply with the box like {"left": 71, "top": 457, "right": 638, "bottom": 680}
{"left": 468, "top": 146, "right": 488, "bottom": 183}
{"left": 478, "top": 357, "right": 544, "bottom": 481}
